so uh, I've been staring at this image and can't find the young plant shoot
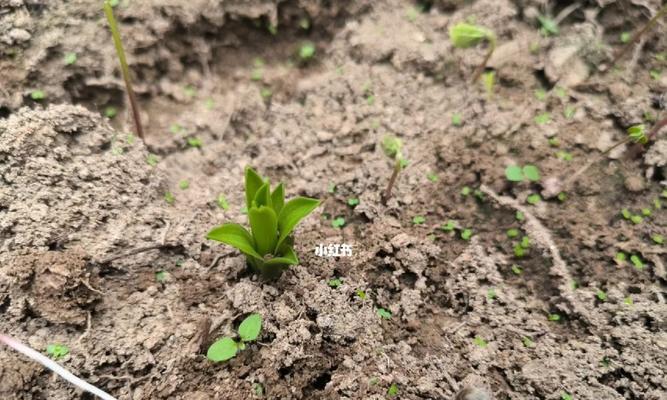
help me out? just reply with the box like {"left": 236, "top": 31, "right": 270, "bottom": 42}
{"left": 381, "top": 136, "right": 406, "bottom": 205}
{"left": 206, "top": 167, "right": 320, "bottom": 279}
{"left": 449, "top": 22, "right": 497, "bottom": 82}
{"left": 103, "top": 1, "right": 144, "bottom": 140}
{"left": 207, "top": 314, "right": 262, "bottom": 362}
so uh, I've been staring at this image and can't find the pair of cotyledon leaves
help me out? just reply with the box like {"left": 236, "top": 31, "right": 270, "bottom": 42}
{"left": 207, "top": 314, "right": 262, "bottom": 362}
{"left": 206, "top": 167, "right": 320, "bottom": 268}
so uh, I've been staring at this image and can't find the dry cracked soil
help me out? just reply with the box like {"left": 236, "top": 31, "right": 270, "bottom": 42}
{"left": 0, "top": 0, "right": 666, "bottom": 399}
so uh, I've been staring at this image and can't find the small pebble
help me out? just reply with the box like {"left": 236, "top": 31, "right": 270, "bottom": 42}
{"left": 455, "top": 387, "right": 491, "bottom": 400}
{"left": 624, "top": 176, "right": 645, "bottom": 192}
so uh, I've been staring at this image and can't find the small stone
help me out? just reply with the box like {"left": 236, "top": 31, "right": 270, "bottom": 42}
{"left": 455, "top": 387, "right": 492, "bottom": 400}
{"left": 624, "top": 176, "right": 645, "bottom": 192}
{"left": 9, "top": 28, "right": 31, "bottom": 43}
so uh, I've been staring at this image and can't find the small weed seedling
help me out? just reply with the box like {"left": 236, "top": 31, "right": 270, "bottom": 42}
{"left": 298, "top": 42, "right": 316, "bottom": 63}
{"left": 31, "top": 90, "right": 45, "bottom": 101}
{"left": 611, "top": 4, "right": 667, "bottom": 66}
{"left": 104, "top": 0, "right": 144, "bottom": 140}
{"left": 387, "top": 383, "right": 399, "bottom": 397}
{"left": 505, "top": 165, "right": 540, "bottom": 183}
{"left": 412, "top": 215, "right": 426, "bottom": 225}
{"left": 328, "top": 277, "right": 343, "bottom": 288}
{"left": 381, "top": 136, "right": 407, "bottom": 205}
{"left": 216, "top": 194, "right": 230, "bottom": 210}
{"left": 207, "top": 314, "right": 262, "bottom": 362}
{"left": 64, "top": 52, "right": 78, "bottom": 65}
{"left": 207, "top": 167, "right": 320, "bottom": 280}
{"left": 46, "top": 344, "right": 69, "bottom": 360}
{"left": 332, "top": 216, "right": 346, "bottom": 228}
{"left": 449, "top": 22, "right": 497, "bottom": 82}
{"left": 377, "top": 308, "right": 392, "bottom": 320}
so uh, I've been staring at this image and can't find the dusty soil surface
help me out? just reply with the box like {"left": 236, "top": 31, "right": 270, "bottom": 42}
{"left": 1, "top": 0, "right": 666, "bottom": 399}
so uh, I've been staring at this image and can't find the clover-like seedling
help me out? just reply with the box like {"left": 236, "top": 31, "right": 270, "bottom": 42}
{"left": 449, "top": 22, "right": 497, "bottom": 82}
{"left": 505, "top": 165, "right": 541, "bottom": 182}
{"left": 298, "top": 42, "right": 316, "bottom": 62}
{"left": 207, "top": 167, "right": 320, "bottom": 280}
{"left": 46, "top": 344, "right": 69, "bottom": 360}
{"left": 207, "top": 314, "right": 262, "bottom": 362}
{"left": 381, "top": 136, "right": 407, "bottom": 205}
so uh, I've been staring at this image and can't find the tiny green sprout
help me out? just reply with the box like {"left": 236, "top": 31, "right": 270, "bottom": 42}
{"left": 427, "top": 172, "right": 439, "bottom": 183}
{"left": 241, "top": 206, "right": 248, "bottom": 214}
{"left": 487, "top": 288, "right": 497, "bottom": 300}
{"left": 332, "top": 217, "right": 346, "bottom": 229}
{"left": 571, "top": 280, "right": 579, "bottom": 290}
{"left": 534, "top": 112, "right": 551, "bottom": 125}
{"left": 328, "top": 278, "right": 342, "bottom": 288}
{"left": 260, "top": 87, "right": 273, "bottom": 100}
{"left": 449, "top": 22, "right": 497, "bottom": 82}
{"left": 267, "top": 23, "right": 277, "bottom": 35}
{"left": 624, "top": 296, "right": 633, "bottom": 305}
{"left": 170, "top": 123, "right": 184, "bottom": 135}
{"left": 146, "top": 153, "right": 159, "bottom": 167}
{"left": 561, "top": 392, "right": 573, "bottom": 400}
{"left": 298, "top": 42, "right": 316, "bottom": 61}
{"left": 30, "top": 90, "right": 46, "bottom": 101}
{"left": 327, "top": 182, "right": 336, "bottom": 194}
{"left": 217, "top": 194, "right": 229, "bottom": 210}
{"left": 442, "top": 220, "right": 457, "bottom": 232}
{"left": 104, "top": 106, "right": 117, "bottom": 119}
{"left": 377, "top": 308, "right": 392, "bottom": 320}
{"left": 615, "top": 252, "right": 627, "bottom": 264}
{"left": 251, "top": 67, "right": 263, "bottom": 81}
{"left": 548, "top": 137, "right": 560, "bottom": 147}
{"left": 253, "top": 383, "right": 264, "bottom": 396}
{"left": 620, "top": 32, "right": 631, "bottom": 43}
{"left": 630, "top": 215, "right": 643, "bottom": 225}
{"left": 511, "top": 264, "right": 523, "bottom": 275}
{"left": 473, "top": 336, "right": 488, "bottom": 348}
{"left": 204, "top": 98, "right": 215, "bottom": 110}
{"left": 64, "top": 52, "right": 77, "bottom": 65}
{"left": 461, "top": 186, "right": 472, "bottom": 196}
{"left": 650, "top": 69, "right": 661, "bottom": 81}
{"left": 179, "top": 180, "right": 189, "bottom": 190}
{"left": 596, "top": 289, "right": 607, "bottom": 302}
{"left": 523, "top": 165, "right": 541, "bottom": 181}
{"left": 184, "top": 85, "right": 197, "bottom": 98}
{"left": 369, "top": 377, "right": 379, "bottom": 386}
{"left": 187, "top": 137, "right": 203, "bottom": 148}
{"left": 651, "top": 234, "right": 664, "bottom": 245}
{"left": 557, "top": 192, "right": 567, "bottom": 202}
{"left": 522, "top": 336, "right": 535, "bottom": 348}
{"left": 514, "top": 244, "right": 526, "bottom": 258}
{"left": 155, "top": 270, "right": 168, "bottom": 283}
{"left": 515, "top": 211, "right": 525, "bottom": 221}
{"left": 126, "top": 134, "right": 135, "bottom": 145}
{"left": 534, "top": 88, "right": 547, "bottom": 101}
{"left": 356, "top": 289, "right": 367, "bottom": 300}
{"left": 406, "top": 6, "right": 419, "bottom": 22}
{"left": 507, "top": 228, "right": 519, "bottom": 238}
{"left": 46, "top": 344, "right": 69, "bottom": 360}
{"left": 630, "top": 255, "right": 644, "bottom": 270}
{"left": 621, "top": 209, "right": 631, "bottom": 219}
{"left": 627, "top": 124, "right": 648, "bottom": 144}
{"left": 537, "top": 15, "right": 559, "bottom": 36}
{"left": 520, "top": 236, "right": 531, "bottom": 249}
{"left": 548, "top": 313, "right": 561, "bottom": 322}
{"left": 299, "top": 17, "right": 310, "bottom": 30}
{"left": 600, "top": 356, "right": 611, "bottom": 368}
{"left": 347, "top": 198, "right": 360, "bottom": 207}
{"left": 564, "top": 106, "right": 576, "bottom": 119}
{"left": 452, "top": 113, "right": 463, "bottom": 127}
{"left": 482, "top": 71, "right": 495, "bottom": 97}
{"left": 554, "top": 86, "right": 567, "bottom": 98}
{"left": 556, "top": 151, "right": 573, "bottom": 161}
{"left": 473, "top": 189, "right": 485, "bottom": 202}
{"left": 208, "top": 314, "right": 262, "bottom": 362}
{"left": 461, "top": 229, "right": 473, "bottom": 241}
{"left": 526, "top": 194, "right": 541, "bottom": 205}
{"left": 505, "top": 165, "right": 523, "bottom": 182}
{"left": 108, "top": 0, "right": 119, "bottom": 6}
{"left": 381, "top": 136, "right": 406, "bottom": 204}
{"left": 641, "top": 208, "right": 651, "bottom": 217}
{"left": 387, "top": 383, "right": 399, "bottom": 397}
{"left": 207, "top": 167, "right": 320, "bottom": 279}
{"left": 164, "top": 191, "right": 175, "bottom": 205}
{"left": 654, "top": 198, "right": 662, "bottom": 209}
{"left": 412, "top": 215, "right": 426, "bottom": 225}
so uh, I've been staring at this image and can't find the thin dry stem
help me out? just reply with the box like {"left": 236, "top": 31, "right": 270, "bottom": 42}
{"left": 611, "top": 4, "right": 667, "bottom": 66}
{"left": 381, "top": 160, "right": 401, "bottom": 205}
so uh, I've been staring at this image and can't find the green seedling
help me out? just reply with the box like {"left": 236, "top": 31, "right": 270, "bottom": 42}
{"left": 387, "top": 383, "right": 399, "bottom": 397}
{"left": 522, "top": 336, "right": 535, "bottom": 347}
{"left": 611, "top": 5, "right": 667, "bottom": 66}
{"left": 452, "top": 113, "right": 463, "bottom": 126}
{"left": 169, "top": 123, "right": 184, "bottom": 135}
{"left": 31, "top": 90, "right": 45, "bottom": 101}
{"left": 146, "top": 153, "right": 159, "bottom": 166}
{"left": 104, "top": 0, "right": 144, "bottom": 140}
{"left": 155, "top": 270, "right": 168, "bottom": 283}
{"left": 596, "top": 289, "right": 607, "bottom": 302}
{"left": 547, "top": 313, "right": 561, "bottom": 322}
{"left": 537, "top": 15, "right": 559, "bottom": 36}
{"left": 505, "top": 165, "right": 541, "bottom": 182}
{"left": 534, "top": 88, "right": 547, "bottom": 101}
{"left": 561, "top": 392, "right": 573, "bottom": 400}
{"left": 208, "top": 314, "right": 262, "bottom": 362}
{"left": 412, "top": 215, "right": 426, "bottom": 225}
{"left": 377, "top": 308, "right": 392, "bottom": 320}
{"left": 624, "top": 296, "right": 633, "bottom": 305}
{"left": 526, "top": 194, "right": 541, "bottom": 205}
{"left": 356, "top": 289, "right": 367, "bottom": 300}
{"left": 461, "top": 186, "right": 471, "bottom": 196}
{"left": 507, "top": 228, "right": 519, "bottom": 238}
{"left": 650, "top": 69, "right": 661, "bottom": 80}
{"left": 187, "top": 137, "right": 202, "bottom": 148}
{"left": 104, "top": 106, "right": 117, "bottom": 119}
{"left": 328, "top": 278, "right": 342, "bottom": 288}
{"left": 164, "top": 191, "right": 175, "bottom": 205}
{"left": 534, "top": 112, "right": 551, "bottom": 125}
{"left": 515, "top": 211, "right": 525, "bottom": 221}
{"left": 564, "top": 106, "right": 576, "bottom": 119}
{"left": 511, "top": 264, "right": 523, "bottom": 275}
{"left": 216, "top": 194, "right": 229, "bottom": 210}
{"left": 557, "top": 192, "right": 567, "bottom": 202}
{"left": 347, "top": 198, "right": 360, "bottom": 207}
{"left": 630, "top": 255, "right": 644, "bottom": 270}
{"left": 473, "top": 336, "right": 488, "bottom": 348}
{"left": 449, "top": 22, "right": 497, "bottom": 82}
{"left": 441, "top": 220, "right": 457, "bottom": 232}
{"left": 556, "top": 151, "right": 573, "bottom": 161}
{"left": 46, "top": 344, "right": 69, "bottom": 360}
{"left": 184, "top": 85, "right": 197, "bottom": 99}
{"left": 298, "top": 42, "right": 316, "bottom": 62}
{"left": 381, "top": 136, "right": 407, "bottom": 205}
{"left": 253, "top": 383, "right": 264, "bottom": 396}
{"left": 615, "top": 252, "right": 626, "bottom": 264}
{"left": 620, "top": 32, "right": 631, "bottom": 43}
{"left": 487, "top": 288, "right": 497, "bottom": 300}
{"left": 332, "top": 216, "right": 346, "bottom": 228}
{"left": 482, "top": 70, "right": 495, "bottom": 97}
{"left": 179, "top": 180, "right": 189, "bottom": 190}
{"left": 327, "top": 182, "right": 336, "bottom": 194}
{"left": 651, "top": 234, "right": 664, "bottom": 244}
{"left": 207, "top": 167, "right": 319, "bottom": 280}
{"left": 427, "top": 172, "right": 439, "bottom": 183}
{"left": 64, "top": 52, "right": 78, "bottom": 65}
{"left": 461, "top": 228, "right": 473, "bottom": 241}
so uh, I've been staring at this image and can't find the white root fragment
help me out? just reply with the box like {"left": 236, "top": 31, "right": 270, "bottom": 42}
{"left": 0, "top": 334, "right": 117, "bottom": 400}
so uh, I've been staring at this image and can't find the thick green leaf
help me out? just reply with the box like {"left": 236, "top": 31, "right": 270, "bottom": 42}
{"left": 253, "top": 182, "right": 272, "bottom": 209}
{"left": 276, "top": 197, "right": 320, "bottom": 250}
{"left": 522, "top": 165, "right": 541, "bottom": 181}
{"left": 207, "top": 337, "right": 238, "bottom": 362}
{"left": 249, "top": 206, "right": 278, "bottom": 255}
{"left": 271, "top": 183, "right": 285, "bottom": 215}
{"left": 449, "top": 23, "right": 492, "bottom": 48}
{"left": 207, "top": 223, "right": 262, "bottom": 260}
{"left": 505, "top": 165, "right": 524, "bottom": 182}
{"left": 238, "top": 314, "right": 262, "bottom": 342}
{"left": 265, "top": 245, "right": 299, "bottom": 266}
{"left": 245, "top": 167, "right": 264, "bottom": 209}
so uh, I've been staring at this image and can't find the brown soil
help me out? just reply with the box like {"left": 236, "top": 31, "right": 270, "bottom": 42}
{"left": 1, "top": 0, "right": 666, "bottom": 399}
